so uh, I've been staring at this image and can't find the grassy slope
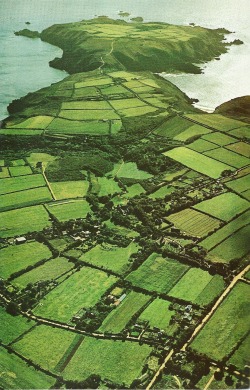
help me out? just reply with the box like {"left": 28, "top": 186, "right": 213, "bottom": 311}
{"left": 39, "top": 17, "right": 230, "bottom": 75}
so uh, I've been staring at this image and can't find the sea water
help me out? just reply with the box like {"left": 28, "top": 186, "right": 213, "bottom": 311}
{"left": 0, "top": 0, "right": 249, "bottom": 119}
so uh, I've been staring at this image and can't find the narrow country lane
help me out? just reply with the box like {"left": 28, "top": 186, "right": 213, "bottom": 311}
{"left": 146, "top": 264, "right": 250, "bottom": 389}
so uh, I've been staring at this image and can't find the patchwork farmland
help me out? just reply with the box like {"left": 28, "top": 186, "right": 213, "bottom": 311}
{"left": 0, "top": 18, "right": 249, "bottom": 389}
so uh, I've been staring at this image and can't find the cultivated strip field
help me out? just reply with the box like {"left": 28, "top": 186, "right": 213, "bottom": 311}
{"left": 190, "top": 282, "right": 250, "bottom": 361}
{"left": 167, "top": 208, "right": 221, "bottom": 237}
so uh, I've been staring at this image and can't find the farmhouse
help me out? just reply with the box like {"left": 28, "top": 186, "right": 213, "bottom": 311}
{"left": 15, "top": 237, "right": 27, "bottom": 245}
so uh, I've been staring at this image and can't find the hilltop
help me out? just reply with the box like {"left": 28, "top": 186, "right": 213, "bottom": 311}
{"left": 215, "top": 95, "right": 250, "bottom": 124}
{"left": 17, "top": 16, "right": 233, "bottom": 75}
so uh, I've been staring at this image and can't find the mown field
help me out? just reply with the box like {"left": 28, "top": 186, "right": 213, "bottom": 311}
{"left": 46, "top": 118, "right": 110, "bottom": 135}
{"left": 80, "top": 242, "right": 139, "bottom": 274}
{"left": 96, "top": 177, "right": 122, "bottom": 197}
{"left": 200, "top": 209, "right": 250, "bottom": 251}
{"left": 164, "top": 147, "right": 232, "bottom": 178}
{"left": 99, "top": 291, "right": 150, "bottom": 333}
{"left": 149, "top": 185, "right": 175, "bottom": 199}
{"left": 0, "top": 306, "right": 36, "bottom": 344}
{"left": 167, "top": 208, "right": 221, "bottom": 237}
{"left": 0, "top": 174, "right": 46, "bottom": 195}
{"left": 50, "top": 180, "right": 89, "bottom": 200}
{"left": 208, "top": 224, "right": 250, "bottom": 263}
{"left": 26, "top": 152, "right": 57, "bottom": 168}
{"left": 229, "top": 126, "right": 250, "bottom": 139}
{"left": 0, "top": 167, "right": 10, "bottom": 178}
{"left": 174, "top": 124, "right": 211, "bottom": 142}
{"left": 7, "top": 115, "right": 54, "bottom": 130}
{"left": 13, "top": 257, "right": 73, "bottom": 288}
{"left": 154, "top": 116, "right": 191, "bottom": 138}
{"left": 0, "top": 186, "right": 52, "bottom": 212}
{"left": 229, "top": 334, "right": 250, "bottom": 371}
{"left": 190, "top": 282, "right": 250, "bottom": 361}
{"left": 168, "top": 269, "right": 225, "bottom": 306}
{"left": 63, "top": 337, "right": 152, "bottom": 387}
{"left": 187, "top": 139, "right": 218, "bottom": 153}
{"left": 0, "top": 128, "right": 43, "bottom": 136}
{"left": 59, "top": 109, "right": 120, "bottom": 121}
{"left": 202, "top": 131, "right": 236, "bottom": 146}
{"left": 185, "top": 114, "right": 245, "bottom": 131}
{"left": 46, "top": 200, "right": 91, "bottom": 222}
{"left": 13, "top": 325, "right": 76, "bottom": 372}
{"left": 0, "top": 347, "right": 55, "bottom": 390}
{"left": 126, "top": 253, "right": 189, "bottom": 293}
{"left": 0, "top": 241, "right": 52, "bottom": 279}
{"left": 204, "top": 148, "right": 249, "bottom": 169}
{"left": 34, "top": 267, "right": 117, "bottom": 323}
{"left": 0, "top": 205, "right": 51, "bottom": 238}
{"left": 226, "top": 141, "right": 250, "bottom": 157}
{"left": 116, "top": 162, "right": 152, "bottom": 180}
{"left": 225, "top": 174, "right": 250, "bottom": 194}
{"left": 138, "top": 298, "right": 176, "bottom": 333}
{"left": 193, "top": 192, "right": 249, "bottom": 222}
{"left": 9, "top": 165, "right": 33, "bottom": 176}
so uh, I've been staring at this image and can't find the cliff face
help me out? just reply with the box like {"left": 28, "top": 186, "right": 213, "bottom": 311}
{"left": 38, "top": 17, "right": 231, "bottom": 75}
{"left": 215, "top": 96, "right": 250, "bottom": 123}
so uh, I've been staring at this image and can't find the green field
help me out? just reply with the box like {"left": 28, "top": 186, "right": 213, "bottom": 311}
{"left": 72, "top": 86, "right": 99, "bottom": 98}
{"left": 154, "top": 116, "right": 191, "bottom": 138}
{"left": 202, "top": 132, "right": 236, "bottom": 146}
{"left": 185, "top": 114, "right": 245, "bottom": 131}
{"left": 187, "top": 139, "right": 218, "bottom": 153}
{"left": 0, "top": 174, "right": 45, "bottom": 195}
{"left": 7, "top": 116, "right": 54, "bottom": 129}
{"left": 75, "top": 77, "right": 112, "bottom": 88}
{"left": 190, "top": 282, "right": 250, "bottom": 361}
{"left": 63, "top": 337, "right": 152, "bottom": 386}
{"left": 0, "top": 205, "right": 51, "bottom": 238}
{"left": 111, "top": 120, "right": 122, "bottom": 134}
{"left": 168, "top": 268, "right": 225, "bottom": 306}
{"left": 200, "top": 209, "right": 250, "bottom": 251}
{"left": 118, "top": 105, "right": 157, "bottom": 117}
{"left": 100, "top": 291, "right": 150, "bottom": 333}
{"left": 50, "top": 180, "right": 89, "bottom": 200}
{"left": 13, "top": 257, "right": 73, "bottom": 288}
{"left": 0, "top": 167, "right": 10, "bottom": 178}
{"left": 0, "top": 347, "right": 55, "bottom": 389}
{"left": 0, "top": 129, "right": 43, "bottom": 136}
{"left": 46, "top": 200, "right": 91, "bottom": 222}
{"left": 100, "top": 84, "right": 132, "bottom": 96}
{"left": 116, "top": 162, "right": 152, "bottom": 180}
{"left": 61, "top": 100, "right": 111, "bottom": 110}
{"left": 109, "top": 71, "right": 139, "bottom": 80}
{"left": 225, "top": 174, "right": 250, "bottom": 194}
{"left": 138, "top": 298, "right": 176, "bottom": 333}
{"left": 126, "top": 253, "right": 189, "bottom": 293}
{"left": 229, "top": 126, "right": 250, "bottom": 139}
{"left": 9, "top": 166, "right": 33, "bottom": 176}
{"left": 13, "top": 325, "right": 76, "bottom": 372}
{"left": 0, "top": 187, "right": 52, "bottom": 212}
{"left": 34, "top": 267, "right": 117, "bottom": 322}
{"left": 226, "top": 141, "right": 250, "bottom": 157}
{"left": 59, "top": 109, "right": 119, "bottom": 121}
{"left": 204, "top": 148, "right": 249, "bottom": 169}
{"left": 0, "top": 307, "right": 36, "bottom": 344}
{"left": 193, "top": 192, "right": 249, "bottom": 222}
{"left": 167, "top": 208, "right": 221, "bottom": 237}
{"left": 164, "top": 147, "right": 232, "bottom": 178}
{"left": 174, "top": 124, "right": 212, "bottom": 142}
{"left": 229, "top": 334, "right": 250, "bottom": 371}
{"left": 47, "top": 118, "right": 110, "bottom": 135}
{"left": 26, "top": 153, "right": 57, "bottom": 168}
{"left": 80, "top": 242, "right": 139, "bottom": 274}
{"left": 108, "top": 98, "right": 146, "bottom": 110}
{"left": 97, "top": 177, "right": 122, "bottom": 197}
{"left": 149, "top": 185, "right": 175, "bottom": 199}
{"left": 125, "top": 183, "right": 145, "bottom": 198}
{"left": 0, "top": 241, "right": 52, "bottom": 279}
{"left": 208, "top": 224, "right": 250, "bottom": 263}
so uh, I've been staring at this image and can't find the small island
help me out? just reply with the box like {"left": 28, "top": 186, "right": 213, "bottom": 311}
{"left": 14, "top": 28, "right": 40, "bottom": 39}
